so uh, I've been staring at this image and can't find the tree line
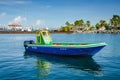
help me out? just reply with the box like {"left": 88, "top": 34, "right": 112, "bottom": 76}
{"left": 60, "top": 15, "right": 120, "bottom": 32}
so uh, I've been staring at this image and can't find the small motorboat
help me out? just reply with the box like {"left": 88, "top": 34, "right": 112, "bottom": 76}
{"left": 24, "top": 30, "right": 107, "bottom": 57}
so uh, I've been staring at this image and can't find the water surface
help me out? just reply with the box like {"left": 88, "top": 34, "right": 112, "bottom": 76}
{"left": 0, "top": 33, "right": 120, "bottom": 80}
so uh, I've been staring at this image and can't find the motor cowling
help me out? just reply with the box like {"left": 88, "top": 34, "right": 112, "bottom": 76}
{"left": 24, "top": 40, "right": 35, "bottom": 49}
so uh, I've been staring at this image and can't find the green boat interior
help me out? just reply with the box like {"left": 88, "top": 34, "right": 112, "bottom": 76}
{"left": 35, "top": 30, "right": 106, "bottom": 47}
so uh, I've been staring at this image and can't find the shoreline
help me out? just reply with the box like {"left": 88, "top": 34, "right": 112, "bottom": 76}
{"left": 0, "top": 30, "right": 120, "bottom": 34}
{"left": 0, "top": 31, "right": 35, "bottom": 34}
{"left": 0, "top": 31, "right": 73, "bottom": 34}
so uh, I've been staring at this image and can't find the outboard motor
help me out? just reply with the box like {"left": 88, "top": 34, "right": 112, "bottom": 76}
{"left": 24, "top": 40, "right": 35, "bottom": 49}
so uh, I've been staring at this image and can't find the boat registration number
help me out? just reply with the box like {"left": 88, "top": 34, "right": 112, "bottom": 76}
{"left": 31, "top": 47, "right": 37, "bottom": 49}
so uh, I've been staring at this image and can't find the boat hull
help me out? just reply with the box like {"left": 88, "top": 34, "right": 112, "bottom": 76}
{"left": 25, "top": 45, "right": 105, "bottom": 57}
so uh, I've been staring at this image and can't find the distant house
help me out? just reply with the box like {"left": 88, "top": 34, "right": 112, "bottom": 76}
{"left": 72, "top": 26, "right": 84, "bottom": 33}
{"left": 99, "top": 26, "right": 105, "bottom": 31}
{"left": 26, "top": 27, "right": 32, "bottom": 32}
{"left": 8, "top": 23, "right": 22, "bottom": 31}
{"left": 22, "top": 27, "right": 32, "bottom": 32}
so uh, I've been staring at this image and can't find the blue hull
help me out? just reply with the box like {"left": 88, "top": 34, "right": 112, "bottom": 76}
{"left": 24, "top": 30, "right": 107, "bottom": 57}
{"left": 25, "top": 45, "right": 105, "bottom": 57}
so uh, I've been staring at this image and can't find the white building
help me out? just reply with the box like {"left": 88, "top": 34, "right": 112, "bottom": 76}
{"left": 8, "top": 23, "right": 22, "bottom": 31}
{"left": 23, "top": 27, "right": 32, "bottom": 32}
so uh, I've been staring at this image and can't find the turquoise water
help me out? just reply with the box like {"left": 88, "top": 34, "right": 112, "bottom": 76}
{"left": 0, "top": 33, "right": 120, "bottom": 80}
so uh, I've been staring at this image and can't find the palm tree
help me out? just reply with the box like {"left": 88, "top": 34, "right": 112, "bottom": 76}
{"left": 65, "top": 21, "right": 71, "bottom": 26}
{"left": 79, "top": 19, "right": 84, "bottom": 27}
{"left": 110, "top": 15, "right": 120, "bottom": 29}
{"left": 100, "top": 20, "right": 107, "bottom": 27}
{"left": 86, "top": 20, "right": 91, "bottom": 27}
{"left": 74, "top": 19, "right": 84, "bottom": 26}
{"left": 74, "top": 19, "right": 84, "bottom": 31}
{"left": 74, "top": 20, "right": 80, "bottom": 26}
{"left": 95, "top": 23, "right": 100, "bottom": 30}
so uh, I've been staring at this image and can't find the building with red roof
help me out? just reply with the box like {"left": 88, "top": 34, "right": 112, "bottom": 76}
{"left": 8, "top": 23, "right": 22, "bottom": 31}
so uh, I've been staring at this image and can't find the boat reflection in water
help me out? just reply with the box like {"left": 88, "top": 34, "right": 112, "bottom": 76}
{"left": 24, "top": 52, "right": 103, "bottom": 77}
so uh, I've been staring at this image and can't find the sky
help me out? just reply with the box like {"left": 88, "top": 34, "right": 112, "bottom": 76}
{"left": 0, "top": 0, "right": 120, "bottom": 29}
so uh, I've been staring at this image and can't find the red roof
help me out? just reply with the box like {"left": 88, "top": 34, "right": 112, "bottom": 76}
{"left": 8, "top": 23, "right": 22, "bottom": 27}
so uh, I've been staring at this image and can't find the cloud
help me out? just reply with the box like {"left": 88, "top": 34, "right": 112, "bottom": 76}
{"left": 14, "top": 1, "right": 31, "bottom": 4}
{"left": 9, "top": 16, "right": 27, "bottom": 24}
{"left": 0, "top": 12, "right": 7, "bottom": 17}
{"left": 0, "top": 0, "right": 31, "bottom": 5}
{"left": 35, "top": 20, "right": 44, "bottom": 25}
{"left": 14, "top": 16, "right": 27, "bottom": 23}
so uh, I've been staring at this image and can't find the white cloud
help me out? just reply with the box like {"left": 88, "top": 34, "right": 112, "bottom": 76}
{"left": 14, "top": 1, "right": 30, "bottom": 4}
{"left": 14, "top": 16, "right": 27, "bottom": 23}
{"left": 0, "top": 12, "right": 7, "bottom": 17}
{"left": 8, "top": 16, "right": 27, "bottom": 24}
{"left": 35, "top": 20, "right": 44, "bottom": 25}
{"left": 0, "top": 0, "right": 31, "bottom": 5}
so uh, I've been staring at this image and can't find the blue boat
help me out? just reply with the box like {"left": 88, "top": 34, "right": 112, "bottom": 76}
{"left": 24, "top": 30, "right": 107, "bottom": 57}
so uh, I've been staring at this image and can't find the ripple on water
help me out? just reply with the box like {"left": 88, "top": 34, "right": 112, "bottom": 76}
{"left": 0, "top": 34, "right": 120, "bottom": 79}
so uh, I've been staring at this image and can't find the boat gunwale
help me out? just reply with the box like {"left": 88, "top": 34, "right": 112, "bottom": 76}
{"left": 27, "top": 42, "right": 107, "bottom": 48}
